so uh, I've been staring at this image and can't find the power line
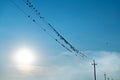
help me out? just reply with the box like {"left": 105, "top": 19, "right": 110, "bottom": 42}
{"left": 10, "top": 0, "right": 93, "bottom": 61}
{"left": 22, "top": 0, "right": 92, "bottom": 60}
{"left": 10, "top": 0, "right": 76, "bottom": 56}
{"left": 23, "top": 0, "right": 79, "bottom": 54}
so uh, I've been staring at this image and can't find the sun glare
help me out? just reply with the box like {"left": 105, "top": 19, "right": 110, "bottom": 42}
{"left": 13, "top": 48, "right": 35, "bottom": 65}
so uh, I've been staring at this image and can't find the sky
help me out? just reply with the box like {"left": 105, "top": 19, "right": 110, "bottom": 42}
{"left": 0, "top": 0, "right": 120, "bottom": 80}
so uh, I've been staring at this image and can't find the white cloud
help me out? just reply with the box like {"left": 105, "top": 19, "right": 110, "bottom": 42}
{"left": 1, "top": 51, "right": 120, "bottom": 80}
{"left": 42, "top": 50, "right": 120, "bottom": 80}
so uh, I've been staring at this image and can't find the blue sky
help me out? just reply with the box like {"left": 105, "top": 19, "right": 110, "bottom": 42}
{"left": 0, "top": 0, "right": 120, "bottom": 80}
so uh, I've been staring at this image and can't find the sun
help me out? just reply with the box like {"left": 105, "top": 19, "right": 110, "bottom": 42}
{"left": 13, "top": 48, "right": 35, "bottom": 65}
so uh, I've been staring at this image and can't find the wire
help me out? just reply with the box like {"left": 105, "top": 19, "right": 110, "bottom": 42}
{"left": 10, "top": 0, "right": 77, "bottom": 56}
{"left": 23, "top": 0, "right": 93, "bottom": 60}
{"left": 10, "top": 0, "right": 93, "bottom": 60}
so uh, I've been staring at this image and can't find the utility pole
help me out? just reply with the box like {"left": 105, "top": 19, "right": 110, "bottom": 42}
{"left": 92, "top": 60, "right": 97, "bottom": 80}
{"left": 104, "top": 73, "right": 107, "bottom": 80}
